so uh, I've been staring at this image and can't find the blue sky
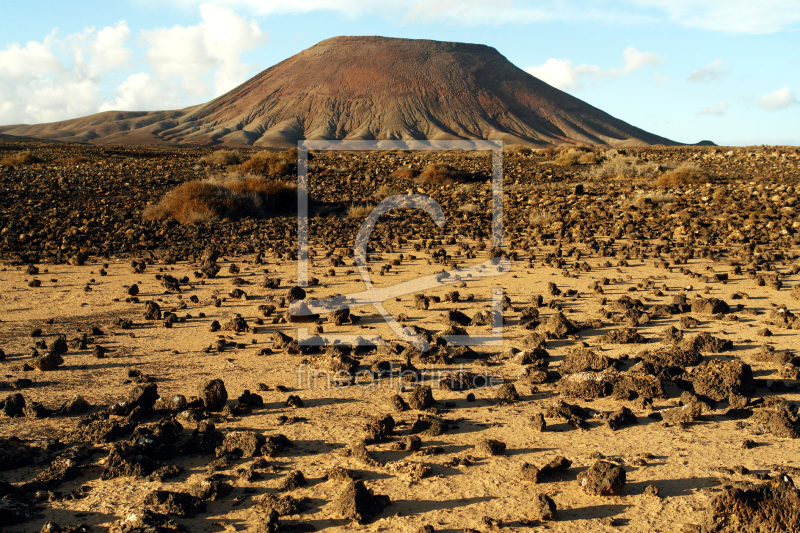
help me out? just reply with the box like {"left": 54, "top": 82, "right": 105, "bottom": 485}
{"left": 0, "top": 0, "right": 798, "bottom": 146}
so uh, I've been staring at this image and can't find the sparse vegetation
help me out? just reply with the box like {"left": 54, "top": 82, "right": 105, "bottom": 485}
{"left": 578, "top": 151, "right": 602, "bottom": 165}
{"left": 554, "top": 149, "right": 582, "bottom": 166}
{"left": 234, "top": 148, "right": 297, "bottom": 176}
{"left": 625, "top": 191, "right": 677, "bottom": 206}
{"left": 391, "top": 167, "right": 417, "bottom": 180}
{"left": 199, "top": 149, "right": 247, "bottom": 167}
{"left": 583, "top": 154, "right": 660, "bottom": 180}
{"left": 529, "top": 208, "right": 556, "bottom": 226}
{"left": 503, "top": 144, "right": 533, "bottom": 155}
{"left": 143, "top": 172, "right": 296, "bottom": 224}
{"left": 655, "top": 163, "right": 708, "bottom": 187}
{"left": 373, "top": 184, "right": 398, "bottom": 200}
{"left": 416, "top": 163, "right": 467, "bottom": 185}
{"left": 0, "top": 150, "right": 42, "bottom": 166}
{"left": 347, "top": 203, "right": 375, "bottom": 219}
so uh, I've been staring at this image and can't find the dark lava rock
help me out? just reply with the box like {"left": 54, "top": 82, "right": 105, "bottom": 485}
{"left": 546, "top": 400, "right": 591, "bottom": 429}
{"left": 702, "top": 475, "right": 800, "bottom": 532}
{"left": 188, "top": 478, "right": 232, "bottom": 501}
{"left": 59, "top": 394, "right": 91, "bottom": 415}
{"left": 408, "top": 414, "right": 449, "bottom": 437}
{"left": 750, "top": 408, "right": 800, "bottom": 439}
{"left": 531, "top": 493, "right": 557, "bottom": 521}
{"left": 261, "top": 434, "right": 292, "bottom": 457}
{"left": 521, "top": 456, "right": 572, "bottom": 483}
{"left": 102, "top": 442, "right": 157, "bottom": 480}
{"left": 0, "top": 436, "right": 39, "bottom": 471}
{"left": 0, "top": 479, "right": 33, "bottom": 526}
{"left": 538, "top": 311, "right": 577, "bottom": 338}
{"left": 288, "top": 286, "right": 306, "bottom": 302}
{"left": 143, "top": 301, "right": 162, "bottom": 320}
{"left": 445, "top": 309, "right": 471, "bottom": 327}
{"left": 330, "top": 480, "right": 390, "bottom": 523}
{"left": 408, "top": 385, "right": 434, "bottom": 410}
{"left": 71, "top": 412, "right": 134, "bottom": 443}
{"left": 31, "top": 446, "right": 92, "bottom": 489}
{"left": 277, "top": 470, "right": 307, "bottom": 491}
{"left": 557, "top": 370, "right": 617, "bottom": 399}
{"left": 691, "top": 297, "right": 730, "bottom": 315}
{"left": 641, "top": 346, "right": 703, "bottom": 375}
{"left": 114, "top": 508, "right": 180, "bottom": 532}
{"left": 1, "top": 393, "right": 25, "bottom": 417}
{"left": 259, "top": 493, "right": 306, "bottom": 516}
{"left": 577, "top": 460, "right": 626, "bottom": 496}
{"left": 602, "top": 328, "right": 648, "bottom": 344}
{"left": 562, "top": 347, "right": 613, "bottom": 374}
{"left": 32, "top": 350, "right": 64, "bottom": 371}
{"left": 692, "top": 360, "right": 755, "bottom": 401}
{"left": 143, "top": 490, "right": 205, "bottom": 517}
{"left": 48, "top": 336, "right": 68, "bottom": 356}
{"left": 680, "top": 332, "right": 733, "bottom": 354}
{"left": 495, "top": 383, "right": 519, "bottom": 402}
{"left": 24, "top": 401, "right": 50, "bottom": 419}
{"left": 199, "top": 379, "right": 227, "bottom": 410}
{"left": 529, "top": 412, "right": 547, "bottom": 432}
{"left": 612, "top": 373, "right": 665, "bottom": 401}
{"left": 475, "top": 438, "right": 506, "bottom": 456}
{"left": 217, "top": 430, "right": 265, "bottom": 458}
{"left": 364, "top": 414, "right": 395, "bottom": 443}
{"left": 606, "top": 406, "right": 637, "bottom": 431}
{"left": 128, "top": 383, "right": 159, "bottom": 411}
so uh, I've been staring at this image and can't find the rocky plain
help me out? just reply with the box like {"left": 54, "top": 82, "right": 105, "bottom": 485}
{"left": 2, "top": 139, "right": 800, "bottom": 532}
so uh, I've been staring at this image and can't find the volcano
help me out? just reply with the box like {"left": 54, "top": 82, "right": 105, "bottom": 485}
{"left": 0, "top": 36, "right": 676, "bottom": 147}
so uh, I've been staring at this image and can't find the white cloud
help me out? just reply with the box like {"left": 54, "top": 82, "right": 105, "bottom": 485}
{"left": 177, "top": 0, "right": 800, "bottom": 32}
{"left": 0, "top": 3, "right": 266, "bottom": 125}
{"left": 653, "top": 72, "right": 671, "bottom": 84}
{"left": 524, "top": 46, "right": 662, "bottom": 91}
{"left": 696, "top": 101, "right": 728, "bottom": 115}
{"left": 524, "top": 58, "right": 600, "bottom": 91}
{"left": 686, "top": 59, "right": 731, "bottom": 83}
{"left": 758, "top": 87, "right": 798, "bottom": 111}
{"left": 0, "top": 25, "right": 132, "bottom": 124}
{"left": 99, "top": 72, "right": 186, "bottom": 112}
{"left": 0, "top": 30, "right": 63, "bottom": 80}
{"left": 627, "top": 0, "right": 800, "bottom": 34}
{"left": 143, "top": 2, "right": 266, "bottom": 98}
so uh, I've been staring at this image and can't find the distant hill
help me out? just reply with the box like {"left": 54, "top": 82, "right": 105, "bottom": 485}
{"left": 0, "top": 36, "right": 678, "bottom": 148}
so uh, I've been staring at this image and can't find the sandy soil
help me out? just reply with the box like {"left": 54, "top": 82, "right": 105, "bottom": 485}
{"left": 2, "top": 233, "right": 800, "bottom": 532}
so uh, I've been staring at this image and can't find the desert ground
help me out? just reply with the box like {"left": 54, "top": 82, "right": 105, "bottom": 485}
{"left": 2, "top": 141, "right": 800, "bottom": 533}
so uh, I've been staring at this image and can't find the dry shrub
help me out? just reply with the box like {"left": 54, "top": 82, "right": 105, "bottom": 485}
{"left": 503, "top": 144, "right": 533, "bottom": 155}
{"left": 0, "top": 150, "right": 42, "bottom": 166}
{"left": 529, "top": 208, "right": 556, "bottom": 226}
{"left": 373, "top": 184, "right": 398, "bottom": 200}
{"left": 233, "top": 148, "right": 298, "bottom": 176}
{"left": 143, "top": 172, "right": 296, "bottom": 224}
{"left": 54, "top": 156, "right": 90, "bottom": 165}
{"left": 554, "top": 149, "right": 582, "bottom": 166}
{"left": 391, "top": 167, "right": 417, "bottom": 180}
{"left": 416, "top": 163, "right": 466, "bottom": 185}
{"left": 584, "top": 154, "right": 660, "bottom": 180}
{"left": 578, "top": 152, "right": 601, "bottom": 165}
{"left": 347, "top": 203, "right": 375, "bottom": 219}
{"left": 655, "top": 163, "right": 708, "bottom": 187}
{"left": 199, "top": 150, "right": 247, "bottom": 166}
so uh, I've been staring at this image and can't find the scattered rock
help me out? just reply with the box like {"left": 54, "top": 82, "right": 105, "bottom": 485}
{"left": 577, "top": 460, "right": 626, "bottom": 496}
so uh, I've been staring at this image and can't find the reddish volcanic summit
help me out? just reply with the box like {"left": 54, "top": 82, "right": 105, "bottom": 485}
{"left": 0, "top": 36, "right": 676, "bottom": 147}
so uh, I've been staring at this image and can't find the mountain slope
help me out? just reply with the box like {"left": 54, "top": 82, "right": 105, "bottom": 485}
{"left": 0, "top": 36, "right": 676, "bottom": 148}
